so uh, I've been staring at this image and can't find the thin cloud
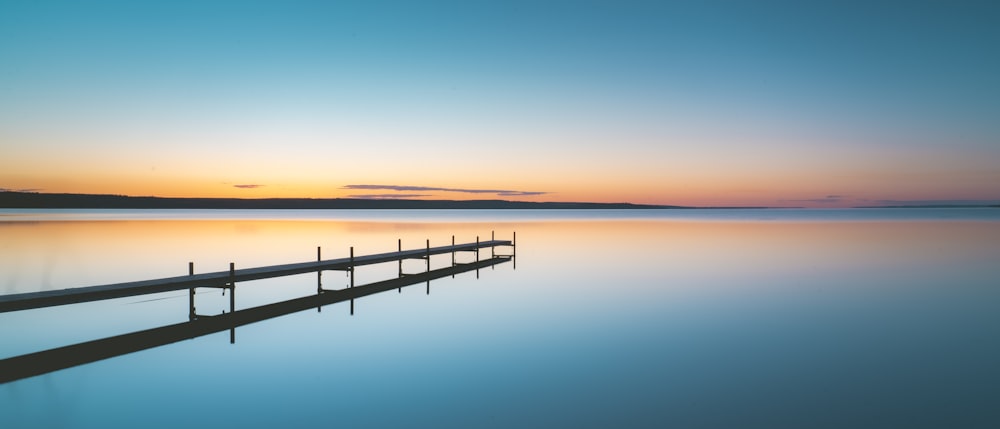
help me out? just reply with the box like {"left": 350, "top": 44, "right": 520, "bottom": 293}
{"left": 233, "top": 184, "right": 264, "bottom": 189}
{"left": 0, "top": 187, "right": 43, "bottom": 193}
{"left": 343, "top": 184, "right": 547, "bottom": 197}
{"left": 869, "top": 199, "right": 1000, "bottom": 206}
{"left": 781, "top": 195, "right": 848, "bottom": 204}
{"left": 497, "top": 190, "right": 547, "bottom": 196}
{"left": 348, "top": 194, "right": 432, "bottom": 199}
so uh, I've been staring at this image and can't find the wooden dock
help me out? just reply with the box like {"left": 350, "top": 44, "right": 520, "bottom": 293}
{"left": 0, "top": 255, "right": 511, "bottom": 383}
{"left": 0, "top": 235, "right": 514, "bottom": 313}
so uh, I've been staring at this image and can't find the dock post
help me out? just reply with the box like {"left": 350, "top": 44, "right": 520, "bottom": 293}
{"left": 317, "top": 246, "right": 322, "bottom": 312}
{"left": 350, "top": 246, "right": 355, "bottom": 315}
{"left": 229, "top": 262, "right": 235, "bottom": 311}
{"left": 514, "top": 231, "right": 517, "bottom": 270}
{"left": 229, "top": 262, "right": 235, "bottom": 344}
{"left": 426, "top": 239, "right": 430, "bottom": 294}
{"left": 188, "top": 262, "right": 195, "bottom": 320}
{"left": 476, "top": 236, "right": 480, "bottom": 279}
{"left": 451, "top": 235, "right": 456, "bottom": 278}
{"left": 398, "top": 239, "right": 402, "bottom": 292}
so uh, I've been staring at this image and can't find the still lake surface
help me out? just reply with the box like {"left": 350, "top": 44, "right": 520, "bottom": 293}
{"left": 2, "top": 208, "right": 999, "bottom": 428}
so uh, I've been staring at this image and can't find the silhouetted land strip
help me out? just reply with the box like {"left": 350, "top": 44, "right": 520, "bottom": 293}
{"left": 0, "top": 191, "right": 794, "bottom": 209}
{"left": 0, "top": 191, "right": 682, "bottom": 209}
{"left": 0, "top": 256, "right": 510, "bottom": 384}
{"left": 0, "top": 239, "right": 511, "bottom": 313}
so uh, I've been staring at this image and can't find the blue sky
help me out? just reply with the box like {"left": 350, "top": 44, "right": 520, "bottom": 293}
{"left": 1, "top": 0, "right": 998, "bottom": 205}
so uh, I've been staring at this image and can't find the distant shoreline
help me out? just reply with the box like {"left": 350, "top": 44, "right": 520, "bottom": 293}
{"left": 0, "top": 191, "right": 699, "bottom": 210}
{"left": 3, "top": 192, "right": 994, "bottom": 210}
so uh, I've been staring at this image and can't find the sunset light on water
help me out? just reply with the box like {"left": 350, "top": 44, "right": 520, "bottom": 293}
{"left": 2, "top": 1, "right": 999, "bottom": 427}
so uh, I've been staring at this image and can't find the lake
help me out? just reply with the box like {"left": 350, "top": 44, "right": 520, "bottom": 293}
{"left": 2, "top": 209, "right": 999, "bottom": 428}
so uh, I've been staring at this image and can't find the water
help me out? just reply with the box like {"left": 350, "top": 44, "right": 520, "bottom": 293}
{"left": 2, "top": 209, "right": 999, "bottom": 428}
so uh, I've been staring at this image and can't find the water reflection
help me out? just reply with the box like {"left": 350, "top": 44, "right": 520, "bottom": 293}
{"left": 2, "top": 255, "right": 511, "bottom": 383}
{"left": 2, "top": 211, "right": 999, "bottom": 428}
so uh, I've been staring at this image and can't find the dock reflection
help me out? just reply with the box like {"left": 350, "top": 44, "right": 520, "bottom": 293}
{"left": 0, "top": 256, "right": 511, "bottom": 384}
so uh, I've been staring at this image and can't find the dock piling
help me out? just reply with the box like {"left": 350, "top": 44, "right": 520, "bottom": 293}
{"left": 350, "top": 246, "right": 355, "bottom": 315}
{"left": 228, "top": 262, "right": 235, "bottom": 311}
{"left": 229, "top": 262, "right": 236, "bottom": 343}
{"left": 188, "top": 262, "right": 195, "bottom": 320}
{"left": 317, "top": 246, "right": 323, "bottom": 312}
{"left": 426, "top": 239, "right": 431, "bottom": 294}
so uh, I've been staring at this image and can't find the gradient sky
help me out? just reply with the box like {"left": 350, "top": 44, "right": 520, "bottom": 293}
{"left": 1, "top": 0, "right": 998, "bottom": 207}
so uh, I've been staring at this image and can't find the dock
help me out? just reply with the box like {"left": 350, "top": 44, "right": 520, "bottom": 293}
{"left": 0, "top": 232, "right": 515, "bottom": 383}
{"left": 0, "top": 233, "right": 514, "bottom": 313}
{"left": 0, "top": 255, "right": 510, "bottom": 383}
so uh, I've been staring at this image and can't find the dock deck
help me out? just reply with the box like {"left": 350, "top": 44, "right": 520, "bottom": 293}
{"left": 0, "top": 255, "right": 511, "bottom": 383}
{"left": 0, "top": 238, "right": 512, "bottom": 313}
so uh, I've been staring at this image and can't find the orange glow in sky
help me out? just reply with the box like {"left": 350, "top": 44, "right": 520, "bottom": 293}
{"left": 1, "top": 2, "right": 998, "bottom": 207}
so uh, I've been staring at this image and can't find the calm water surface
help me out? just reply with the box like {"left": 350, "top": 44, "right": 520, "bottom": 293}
{"left": 2, "top": 209, "right": 999, "bottom": 428}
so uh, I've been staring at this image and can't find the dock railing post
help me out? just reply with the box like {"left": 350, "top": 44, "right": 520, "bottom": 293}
{"left": 426, "top": 239, "right": 430, "bottom": 295}
{"left": 228, "top": 262, "right": 235, "bottom": 310}
{"left": 476, "top": 236, "right": 480, "bottom": 279}
{"left": 188, "top": 262, "right": 195, "bottom": 320}
{"left": 398, "top": 239, "right": 402, "bottom": 292}
{"left": 229, "top": 262, "right": 235, "bottom": 344}
{"left": 350, "top": 246, "right": 355, "bottom": 315}
{"left": 317, "top": 246, "right": 322, "bottom": 312}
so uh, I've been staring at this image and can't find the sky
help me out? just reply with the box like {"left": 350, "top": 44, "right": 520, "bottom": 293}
{"left": 1, "top": 0, "right": 998, "bottom": 207}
